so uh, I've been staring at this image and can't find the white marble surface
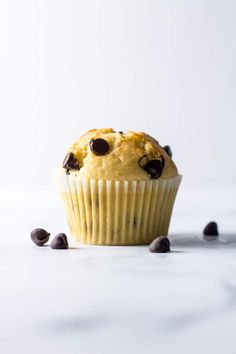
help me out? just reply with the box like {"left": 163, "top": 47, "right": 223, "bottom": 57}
{"left": 1, "top": 184, "right": 236, "bottom": 354}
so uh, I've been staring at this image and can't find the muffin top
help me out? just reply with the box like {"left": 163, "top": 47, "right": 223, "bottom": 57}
{"left": 62, "top": 128, "right": 178, "bottom": 180}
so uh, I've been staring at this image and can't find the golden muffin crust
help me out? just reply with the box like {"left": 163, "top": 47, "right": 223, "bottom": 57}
{"left": 62, "top": 128, "right": 178, "bottom": 180}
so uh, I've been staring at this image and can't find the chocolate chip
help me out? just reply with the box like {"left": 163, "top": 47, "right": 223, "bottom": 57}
{"left": 51, "top": 233, "right": 68, "bottom": 249}
{"left": 149, "top": 236, "right": 170, "bottom": 253}
{"left": 62, "top": 152, "right": 80, "bottom": 171}
{"left": 163, "top": 145, "right": 172, "bottom": 158}
{"left": 144, "top": 159, "right": 163, "bottom": 179}
{"left": 89, "top": 138, "right": 109, "bottom": 155}
{"left": 118, "top": 131, "right": 123, "bottom": 134}
{"left": 203, "top": 221, "right": 219, "bottom": 236}
{"left": 31, "top": 228, "right": 50, "bottom": 246}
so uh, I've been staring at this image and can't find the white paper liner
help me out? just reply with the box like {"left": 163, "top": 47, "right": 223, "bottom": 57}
{"left": 53, "top": 169, "right": 182, "bottom": 245}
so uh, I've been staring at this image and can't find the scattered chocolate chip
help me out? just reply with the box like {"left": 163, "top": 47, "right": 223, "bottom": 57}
{"left": 51, "top": 233, "right": 69, "bottom": 249}
{"left": 144, "top": 159, "right": 163, "bottom": 179}
{"left": 63, "top": 152, "right": 80, "bottom": 171}
{"left": 89, "top": 138, "right": 109, "bottom": 155}
{"left": 203, "top": 221, "right": 219, "bottom": 236}
{"left": 163, "top": 145, "right": 172, "bottom": 158}
{"left": 149, "top": 236, "right": 170, "bottom": 253}
{"left": 31, "top": 228, "right": 50, "bottom": 246}
{"left": 118, "top": 131, "right": 123, "bottom": 134}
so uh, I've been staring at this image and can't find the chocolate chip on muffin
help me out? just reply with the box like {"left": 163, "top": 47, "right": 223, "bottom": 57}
{"left": 139, "top": 156, "right": 165, "bottom": 179}
{"left": 144, "top": 159, "right": 164, "bottom": 179}
{"left": 163, "top": 145, "right": 172, "bottom": 158}
{"left": 62, "top": 152, "right": 80, "bottom": 171}
{"left": 89, "top": 138, "right": 109, "bottom": 155}
{"left": 31, "top": 228, "right": 50, "bottom": 246}
{"left": 149, "top": 236, "right": 170, "bottom": 253}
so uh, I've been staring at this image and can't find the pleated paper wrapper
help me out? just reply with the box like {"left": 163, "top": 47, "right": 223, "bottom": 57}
{"left": 53, "top": 169, "right": 182, "bottom": 245}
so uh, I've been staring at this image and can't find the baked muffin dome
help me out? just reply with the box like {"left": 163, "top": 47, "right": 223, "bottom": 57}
{"left": 62, "top": 128, "right": 178, "bottom": 180}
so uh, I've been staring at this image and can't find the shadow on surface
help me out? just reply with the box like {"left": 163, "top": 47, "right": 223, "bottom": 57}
{"left": 169, "top": 233, "right": 236, "bottom": 249}
{"left": 42, "top": 315, "right": 110, "bottom": 334}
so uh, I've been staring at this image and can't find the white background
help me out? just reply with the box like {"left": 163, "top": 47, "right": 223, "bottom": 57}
{"left": 0, "top": 0, "right": 236, "bottom": 188}
{"left": 1, "top": 2, "right": 236, "bottom": 354}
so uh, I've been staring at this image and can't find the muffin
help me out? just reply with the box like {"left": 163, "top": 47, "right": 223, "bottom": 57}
{"left": 53, "top": 128, "right": 181, "bottom": 245}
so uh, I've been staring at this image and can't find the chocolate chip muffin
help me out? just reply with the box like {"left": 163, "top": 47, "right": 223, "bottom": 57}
{"left": 53, "top": 128, "right": 181, "bottom": 245}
